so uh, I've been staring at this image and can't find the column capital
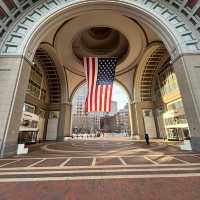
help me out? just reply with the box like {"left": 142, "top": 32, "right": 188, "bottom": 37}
{"left": 170, "top": 52, "right": 200, "bottom": 65}
{"left": 130, "top": 100, "right": 140, "bottom": 105}
{"left": 61, "top": 102, "right": 72, "bottom": 106}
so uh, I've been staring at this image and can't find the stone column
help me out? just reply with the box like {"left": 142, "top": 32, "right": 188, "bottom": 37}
{"left": 134, "top": 102, "right": 145, "bottom": 139}
{"left": 129, "top": 101, "right": 138, "bottom": 139}
{"left": 0, "top": 56, "right": 31, "bottom": 157}
{"left": 57, "top": 102, "right": 72, "bottom": 140}
{"left": 131, "top": 101, "right": 155, "bottom": 139}
{"left": 172, "top": 54, "right": 200, "bottom": 150}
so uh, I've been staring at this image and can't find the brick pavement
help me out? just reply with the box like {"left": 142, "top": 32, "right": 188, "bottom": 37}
{"left": 0, "top": 177, "right": 200, "bottom": 200}
{"left": 0, "top": 140, "right": 200, "bottom": 199}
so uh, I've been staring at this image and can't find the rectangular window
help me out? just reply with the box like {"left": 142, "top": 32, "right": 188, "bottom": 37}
{"left": 195, "top": 7, "right": 200, "bottom": 18}
{"left": 3, "top": 0, "right": 17, "bottom": 11}
{"left": 185, "top": 0, "right": 198, "bottom": 9}
{"left": 0, "top": 6, "right": 8, "bottom": 21}
{"left": 23, "top": 103, "right": 35, "bottom": 113}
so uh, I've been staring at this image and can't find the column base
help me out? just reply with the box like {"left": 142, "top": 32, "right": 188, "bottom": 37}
{"left": 64, "top": 136, "right": 73, "bottom": 141}
{"left": 190, "top": 137, "right": 200, "bottom": 152}
{"left": 130, "top": 135, "right": 140, "bottom": 140}
{"left": 56, "top": 136, "right": 64, "bottom": 142}
{"left": 0, "top": 143, "right": 18, "bottom": 158}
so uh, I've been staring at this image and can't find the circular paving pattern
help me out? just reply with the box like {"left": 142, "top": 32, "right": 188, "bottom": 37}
{"left": 40, "top": 140, "right": 167, "bottom": 155}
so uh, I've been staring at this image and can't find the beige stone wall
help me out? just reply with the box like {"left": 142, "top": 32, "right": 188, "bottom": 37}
{"left": 57, "top": 103, "right": 72, "bottom": 139}
{"left": 173, "top": 54, "right": 200, "bottom": 141}
{"left": 0, "top": 56, "right": 31, "bottom": 157}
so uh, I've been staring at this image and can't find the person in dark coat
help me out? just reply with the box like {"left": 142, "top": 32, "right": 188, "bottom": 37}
{"left": 144, "top": 133, "right": 150, "bottom": 145}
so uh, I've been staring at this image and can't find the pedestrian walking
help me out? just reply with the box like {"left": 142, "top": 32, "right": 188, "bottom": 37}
{"left": 144, "top": 133, "right": 150, "bottom": 145}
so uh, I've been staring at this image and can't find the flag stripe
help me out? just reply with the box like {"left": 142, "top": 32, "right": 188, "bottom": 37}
{"left": 84, "top": 57, "right": 117, "bottom": 112}
{"left": 93, "top": 58, "right": 98, "bottom": 111}
{"left": 87, "top": 58, "right": 91, "bottom": 111}
{"left": 104, "top": 85, "right": 108, "bottom": 112}
{"left": 106, "top": 85, "right": 111, "bottom": 112}
{"left": 101, "top": 85, "right": 105, "bottom": 111}
{"left": 99, "top": 85, "right": 103, "bottom": 111}
{"left": 90, "top": 58, "right": 95, "bottom": 112}
{"left": 85, "top": 57, "right": 89, "bottom": 112}
{"left": 106, "top": 85, "right": 110, "bottom": 112}
{"left": 108, "top": 86, "right": 113, "bottom": 112}
{"left": 95, "top": 86, "right": 98, "bottom": 111}
{"left": 97, "top": 86, "right": 101, "bottom": 112}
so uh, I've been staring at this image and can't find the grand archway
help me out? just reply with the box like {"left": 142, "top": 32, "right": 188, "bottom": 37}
{"left": 71, "top": 81, "right": 131, "bottom": 138}
{"left": 0, "top": 0, "right": 200, "bottom": 157}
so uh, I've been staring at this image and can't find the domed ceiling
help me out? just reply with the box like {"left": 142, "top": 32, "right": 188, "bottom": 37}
{"left": 72, "top": 27, "right": 129, "bottom": 63}
{"left": 54, "top": 11, "right": 147, "bottom": 75}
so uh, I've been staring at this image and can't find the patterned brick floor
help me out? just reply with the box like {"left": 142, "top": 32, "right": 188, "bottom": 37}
{"left": 0, "top": 139, "right": 200, "bottom": 199}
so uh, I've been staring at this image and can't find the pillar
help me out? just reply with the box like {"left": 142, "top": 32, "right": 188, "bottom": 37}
{"left": 134, "top": 102, "right": 146, "bottom": 139}
{"left": 129, "top": 101, "right": 139, "bottom": 139}
{"left": 0, "top": 56, "right": 31, "bottom": 157}
{"left": 172, "top": 54, "right": 200, "bottom": 150}
{"left": 57, "top": 102, "right": 72, "bottom": 140}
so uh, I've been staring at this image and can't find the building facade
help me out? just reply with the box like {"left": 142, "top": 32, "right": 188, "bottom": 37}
{"left": 100, "top": 103, "right": 130, "bottom": 134}
{"left": 0, "top": 0, "right": 200, "bottom": 156}
{"left": 72, "top": 85, "right": 102, "bottom": 133}
{"left": 109, "top": 101, "right": 118, "bottom": 116}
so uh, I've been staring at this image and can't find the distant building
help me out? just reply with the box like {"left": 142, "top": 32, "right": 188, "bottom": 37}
{"left": 72, "top": 85, "right": 102, "bottom": 133}
{"left": 116, "top": 103, "right": 130, "bottom": 133}
{"left": 108, "top": 101, "right": 118, "bottom": 116}
{"left": 100, "top": 103, "right": 130, "bottom": 133}
{"left": 100, "top": 115, "right": 116, "bottom": 132}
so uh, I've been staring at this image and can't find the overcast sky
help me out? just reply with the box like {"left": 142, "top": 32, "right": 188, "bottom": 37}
{"left": 112, "top": 82, "right": 129, "bottom": 110}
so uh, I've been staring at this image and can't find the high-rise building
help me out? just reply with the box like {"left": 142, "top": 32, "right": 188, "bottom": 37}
{"left": 72, "top": 85, "right": 102, "bottom": 133}
{"left": 107, "top": 101, "right": 118, "bottom": 116}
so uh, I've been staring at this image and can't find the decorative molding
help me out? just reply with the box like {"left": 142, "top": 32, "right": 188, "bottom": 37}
{"left": 0, "top": 0, "right": 199, "bottom": 56}
{"left": 170, "top": 52, "right": 200, "bottom": 64}
{"left": 133, "top": 42, "right": 167, "bottom": 102}
{"left": 69, "top": 79, "right": 86, "bottom": 102}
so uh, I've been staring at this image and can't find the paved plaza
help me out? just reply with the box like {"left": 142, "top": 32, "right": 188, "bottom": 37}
{"left": 0, "top": 139, "right": 200, "bottom": 199}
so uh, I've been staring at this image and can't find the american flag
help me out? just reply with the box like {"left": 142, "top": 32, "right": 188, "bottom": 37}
{"left": 84, "top": 57, "right": 117, "bottom": 112}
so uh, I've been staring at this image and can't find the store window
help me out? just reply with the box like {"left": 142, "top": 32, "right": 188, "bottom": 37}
{"left": 23, "top": 104, "right": 35, "bottom": 113}
{"left": 158, "top": 65, "right": 179, "bottom": 97}
{"left": 49, "top": 111, "right": 60, "bottom": 119}
{"left": 167, "top": 99, "right": 183, "bottom": 111}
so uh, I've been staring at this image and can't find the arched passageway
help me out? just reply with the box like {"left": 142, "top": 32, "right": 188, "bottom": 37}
{"left": 0, "top": 0, "right": 200, "bottom": 157}
{"left": 71, "top": 82, "right": 131, "bottom": 138}
{"left": 133, "top": 43, "right": 191, "bottom": 141}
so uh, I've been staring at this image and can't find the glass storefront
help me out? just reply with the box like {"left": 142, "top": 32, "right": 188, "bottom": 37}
{"left": 153, "top": 62, "right": 191, "bottom": 141}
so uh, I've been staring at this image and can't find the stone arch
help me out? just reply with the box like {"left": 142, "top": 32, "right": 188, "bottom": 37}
{"left": 0, "top": 0, "right": 199, "bottom": 58}
{"left": 0, "top": 1, "right": 200, "bottom": 52}
{"left": 69, "top": 80, "right": 86, "bottom": 103}
{"left": 134, "top": 42, "right": 168, "bottom": 102}
{"left": 36, "top": 43, "right": 68, "bottom": 104}
{"left": 70, "top": 79, "right": 132, "bottom": 136}
{"left": 114, "top": 79, "right": 132, "bottom": 102}
{"left": 131, "top": 42, "right": 169, "bottom": 139}
{"left": 34, "top": 48, "right": 61, "bottom": 105}
{"left": 1, "top": 0, "right": 200, "bottom": 156}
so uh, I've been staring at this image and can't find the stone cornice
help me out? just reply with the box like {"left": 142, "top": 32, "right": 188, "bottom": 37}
{"left": 170, "top": 52, "right": 200, "bottom": 64}
{"left": 0, "top": 0, "right": 199, "bottom": 57}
